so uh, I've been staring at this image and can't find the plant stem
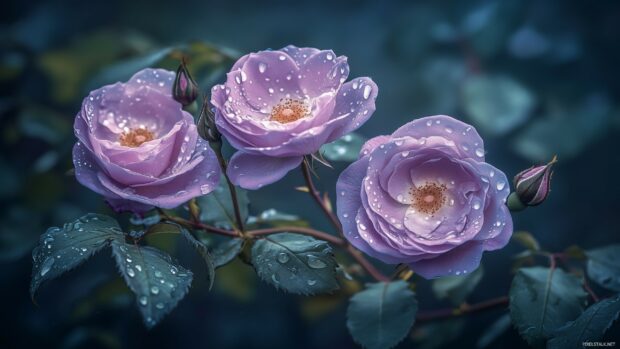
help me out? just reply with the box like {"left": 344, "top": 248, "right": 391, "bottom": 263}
{"left": 249, "top": 226, "right": 345, "bottom": 246}
{"left": 416, "top": 296, "right": 509, "bottom": 323}
{"left": 346, "top": 245, "right": 391, "bottom": 282}
{"left": 301, "top": 160, "right": 343, "bottom": 232}
{"left": 157, "top": 209, "right": 238, "bottom": 237}
{"left": 213, "top": 146, "right": 245, "bottom": 233}
{"left": 300, "top": 160, "right": 391, "bottom": 282}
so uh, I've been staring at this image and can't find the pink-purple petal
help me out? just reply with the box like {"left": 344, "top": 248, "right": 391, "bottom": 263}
{"left": 72, "top": 68, "right": 221, "bottom": 213}
{"left": 227, "top": 152, "right": 303, "bottom": 190}
{"left": 336, "top": 115, "right": 513, "bottom": 279}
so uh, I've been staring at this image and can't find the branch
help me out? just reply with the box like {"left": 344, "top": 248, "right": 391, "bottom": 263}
{"left": 301, "top": 159, "right": 343, "bottom": 232}
{"left": 300, "top": 160, "right": 391, "bottom": 282}
{"left": 249, "top": 226, "right": 345, "bottom": 246}
{"left": 416, "top": 296, "right": 509, "bottom": 323}
{"left": 157, "top": 209, "right": 238, "bottom": 237}
{"left": 214, "top": 152, "right": 246, "bottom": 233}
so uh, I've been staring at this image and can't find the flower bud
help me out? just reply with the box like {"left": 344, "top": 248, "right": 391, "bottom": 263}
{"left": 508, "top": 156, "right": 557, "bottom": 210}
{"left": 173, "top": 60, "right": 199, "bottom": 106}
{"left": 197, "top": 97, "right": 222, "bottom": 145}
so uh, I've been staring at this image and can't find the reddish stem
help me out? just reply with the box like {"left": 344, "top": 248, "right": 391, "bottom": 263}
{"left": 249, "top": 226, "right": 344, "bottom": 246}
{"left": 416, "top": 296, "right": 509, "bottom": 323}
{"left": 299, "top": 160, "right": 390, "bottom": 282}
{"left": 301, "top": 160, "right": 343, "bottom": 232}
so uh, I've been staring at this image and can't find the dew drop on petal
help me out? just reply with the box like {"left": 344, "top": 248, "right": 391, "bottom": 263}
{"left": 496, "top": 181, "right": 506, "bottom": 191}
{"left": 363, "top": 85, "right": 372, "bottom": 99}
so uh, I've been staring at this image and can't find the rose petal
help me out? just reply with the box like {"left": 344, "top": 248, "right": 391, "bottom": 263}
{"left": 298, "top": 49, "right": 349, "bottom": 97}
{"left": 227, "top": 152, "right": 303, "bottom": 189}
{"left": 408, "top": 241, "right": 485, "bottom": 278}
{"left": 392, "top": 115, "right": 485, "bottom": 160}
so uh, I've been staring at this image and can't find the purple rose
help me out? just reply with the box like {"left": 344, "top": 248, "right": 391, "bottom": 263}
{"left": 72, "top": 68, "right": 221, "bottom": 213}
{"left": 210, "top": 45, "right": 378, "bottom": 189}
{"left": 336, "top": 115, "right": 512, "bottom": 278}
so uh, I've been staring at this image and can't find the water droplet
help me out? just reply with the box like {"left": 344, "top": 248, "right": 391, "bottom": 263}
{"left": 154, "top": 270, "right": 163, "bottom": 278}
{"left": 127, "top": 268, "right": 135, "bottom": 278}
{"left": 155, "top": 302, "right": 165, "bottom": 310}
{"left": 277, "top": 252, "right": 290, "bottom": 264}
{"left": 150, "top": 286, "right": 160, "bottom": 295}
{"left": 363, "top": 85, "right": 372, "bottom": 99}
{"left": 496, "top": 181, "right": 506, "bottom": 191}
{"left": 307, "top": 279, "right": 317, "bottom": 286}
{"left": 475, "top": 148, "right": 485, "bottom": 157}
{"left": 307, "top": 255, "right": 327, "bottom": 269}
{"left": 200, "top": 184, "right": 211, "bottom": 194}
{"left": 139, "top": 296, "right": 148, "bottom": 306}
{"left": 40, "top": 257, "right": 55, "bottom": 276}
{"left": 258, "top": 62, "right": 267, "bottom": 73}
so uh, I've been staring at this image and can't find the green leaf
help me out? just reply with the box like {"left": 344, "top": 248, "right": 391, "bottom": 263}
{"left": 196, "top": 177, "right": 249, "bottom": 228}
{"left": 509, "top": 267, "right": 588, "bottom": 346}
{"left": 432, "top": 265, "right": 484, "bottom": 305}
{"left": 347, "top": 281, "right": 418, "bottom": 349}
{"left": 211, "top": 238, "right": 244, "bottom": 268}
{"left": 30, "top": 214, "right": 123, "bottom": 299}
{"left": 586, "top": 245, "right": 620, "bottom": 292}
{"left": 251, "top": 233, "right": 338, "bottom": 295}
{"left": 511, "top": 231, "right": 540, "bottom": 251}
{"left": 548, "top": 295, "right": 620, "bottom": 349}
{"left": 111, "top": 240, "right": 192, "bottom": 328}
{"left": 320, "top": 133, "right": 366, "bottom": 161}
{"left": 476, "top": 314, "right": 511, "bottom": 348}
{"left": 179, "top": 228, "right": 215, "bottom": 290}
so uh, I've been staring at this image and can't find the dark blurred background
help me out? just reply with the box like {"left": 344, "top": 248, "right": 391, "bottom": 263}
{"left": 1, "top": 0, "right": 620, "bottom": 348}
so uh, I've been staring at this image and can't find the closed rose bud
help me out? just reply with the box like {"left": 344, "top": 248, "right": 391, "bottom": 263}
{"left": 173, "top": 60, "right": 199, "bottom": 106}
{"left": 508, "top": 156, "right": 557, "bottom": 211}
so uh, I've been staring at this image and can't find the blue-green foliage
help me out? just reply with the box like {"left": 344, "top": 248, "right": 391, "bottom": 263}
{"left": 111, "top": 240, "right": 193, "bottom": 328}
{"left": 548, "top": 294, "right": 620, "bottom": 348}
{"left": 586, "top": 244, "right": 620, "bottom": 292}
{"left": 251, "top": 233, "right": 338, "bottom": 295}
{"left": 347, "top": 281, "right": 418, "bottom": 349}
{"left": 30, "top": 213, "right": 123, "bottom": 299}
{"left": 210, "top": 238, "right": 244, "bottom": 268}
{"left": 196, "top": 177, "right": 250, "bottom": 228}
{"left": 476, "top": 314, "right": 511, "bottom": 348}
{"left": 31, "top": 214, "right": 199, "bottom": 328}
{"left": 432, "top": 265, "right": 484, "bottom": 305}
{"left": 509, "top": 267, "right": 587, "bottom": 347}
{"left": 179, "top": 227, "right": 215, "bottom": 289}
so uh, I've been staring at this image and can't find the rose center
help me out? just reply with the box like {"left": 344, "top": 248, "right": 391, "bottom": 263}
{"left": 119, "top": 128, "right": 155, "bottom": 147}
{"left": 270, "top": 98, "right": 309, "bottom": 123}
{"left": 410, "top": 182, "right": 447, "bottom": 215}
